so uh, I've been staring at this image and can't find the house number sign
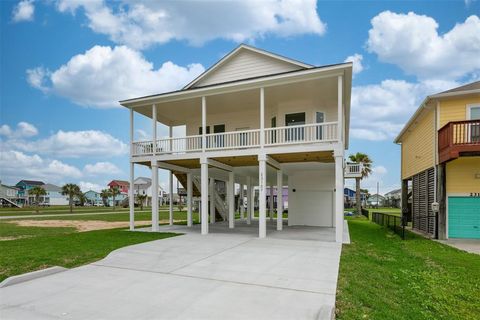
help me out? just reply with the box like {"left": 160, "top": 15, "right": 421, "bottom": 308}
{"left": 469, "top": 193, "right": 480, "bottom": 197}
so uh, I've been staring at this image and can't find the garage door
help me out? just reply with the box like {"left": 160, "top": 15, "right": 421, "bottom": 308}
{"left": 448, "top": 197, "right": 480, "bottom": 239}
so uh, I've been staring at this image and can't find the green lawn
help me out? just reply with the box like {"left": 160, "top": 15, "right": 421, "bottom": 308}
{"left": 336, "top": 217, "right": 480, "bottom": 320}
{"left": 0, "top": 221, "right": 179, "bottom": 282}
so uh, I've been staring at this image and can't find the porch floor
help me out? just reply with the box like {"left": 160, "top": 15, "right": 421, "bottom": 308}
{"left": 137, "top": 219, "right": 350, "bottom": 243}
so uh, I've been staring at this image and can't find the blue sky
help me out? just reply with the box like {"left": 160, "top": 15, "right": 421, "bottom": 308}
{"left": 1, "top": 0, "right": 479, "bottom": 193}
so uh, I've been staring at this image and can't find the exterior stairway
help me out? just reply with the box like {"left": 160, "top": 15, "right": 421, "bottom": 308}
{"left": 174, "top": 172, "right": 227, "bottom": 221}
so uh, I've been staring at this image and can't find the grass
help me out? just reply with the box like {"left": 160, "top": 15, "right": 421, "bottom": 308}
{"left": 0, "top": 221, "right": 179, "bottom": 282}
{"left": 336, "top": 216, "right": 480, "bottom": 320}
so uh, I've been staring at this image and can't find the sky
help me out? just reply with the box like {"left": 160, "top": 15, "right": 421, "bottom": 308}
{"left": 1, "top": 0, "right": 479, "bottom": 194}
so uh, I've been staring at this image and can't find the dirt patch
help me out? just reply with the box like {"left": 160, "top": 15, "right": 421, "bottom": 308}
{"left": 0, "top": 235, "right": 34, "bottom": 241}
{"left": 9, "top": 219, "right": 181, "bottom": 232}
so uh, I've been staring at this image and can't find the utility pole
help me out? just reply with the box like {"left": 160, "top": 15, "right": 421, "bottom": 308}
{"left": 376, "top": 181, "right": 379, "bottom": 208}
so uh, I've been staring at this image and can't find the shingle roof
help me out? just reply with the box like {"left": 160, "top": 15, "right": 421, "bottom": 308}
{"left": 41, "top": 183, "right": 62, "bottom": 192}
{"left": 437, "top": 81, "right": 480, "bottom": 94}
{"left": 17, "top": 180, "right": 45, "bottom": 186}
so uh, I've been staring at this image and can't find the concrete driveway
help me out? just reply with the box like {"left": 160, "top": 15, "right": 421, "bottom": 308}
{"left": 0, "top": 222, "right": 346, "bottom": 319}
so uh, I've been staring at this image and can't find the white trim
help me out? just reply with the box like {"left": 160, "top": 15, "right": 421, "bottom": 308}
{"left": 466, "top": 103, "right": 480, "bottom": 120}
{"left": 120, "top": 65, "right": 348, "bottom": 107}
{"left": 430, "top": 88, "right": 480, "bottom": 99}
{"left": 183, "top": 44, "right": 312, "bottom": 89}
{"left": 206, "top": 158, "right": 233, "bottom": 172}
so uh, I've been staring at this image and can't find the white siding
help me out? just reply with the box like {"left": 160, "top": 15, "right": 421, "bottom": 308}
{"left": 193, "top": 50, "right": 304, "bottom": 88}
{"left": 288, "top": 167, "right": 335, "bottom": 227}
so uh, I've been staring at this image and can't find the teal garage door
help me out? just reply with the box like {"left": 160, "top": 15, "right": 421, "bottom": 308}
{"left": 448, "top": 197, "right": 480, "bottom": 239}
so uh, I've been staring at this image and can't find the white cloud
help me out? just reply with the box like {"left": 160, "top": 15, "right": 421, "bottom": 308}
{"left": 84, "top": 162, "right": 121, "bottom": 175}
{"left": 79, "top": 181, "right": 104, "bottom": 192}
{"left": 27, "top": 45, "right": 205, "bottom": 108}
{"left": 12, "top": 0, "right": 34, "bottom": 22}
{"left": 366, "top": 11, "right": 480, "bottom": 80}
{"left": 55, "top": 0, "right": 326, "bottom": 49}
{"left": 344, "top": 54, "right": 364, "bottom": 75}
{"left": 16, "top": 129, "right": 128, "bottom": 158}
{"left": 350, "top": 79, "right": 459, "bottom": 141}
{"left": 0, "top": 150, "right": 82, "bottom": 184}
{"left": 0, "top": 122, "right": 38, "bottom": 138}
{"left": 136, "top": 129, "right": 149, "bottom": 141}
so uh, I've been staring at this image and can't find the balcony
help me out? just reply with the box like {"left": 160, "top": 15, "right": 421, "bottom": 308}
{"left": 438, "top": 120, "right": 480, "bottom": 163}
{"left": 132, "top": 122, "right": 339, "bottom": 157}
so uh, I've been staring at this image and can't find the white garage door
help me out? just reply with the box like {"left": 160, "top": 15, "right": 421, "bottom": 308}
{"left": 289, "top": 191, "right": 333, "bottom": 227}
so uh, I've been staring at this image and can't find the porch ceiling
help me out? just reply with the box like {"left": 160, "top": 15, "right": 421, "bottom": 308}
{"left": 271, "top": 151, "right": 334, "bottom": 163}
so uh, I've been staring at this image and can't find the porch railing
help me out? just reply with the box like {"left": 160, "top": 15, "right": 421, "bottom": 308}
{"left": 345, "top": 163, "right": 363, "bottom": 178}
{"left": 438, "top": 120, "right": 480, "bottom": 162}
{"left": 264, "top": 122, "right": 338, "bottom": 146}
{"left": 205, "top": 129, "right": 260, "bottom": 150}
{"left": 132, "top": 122, "right": 339, "bottom": 156}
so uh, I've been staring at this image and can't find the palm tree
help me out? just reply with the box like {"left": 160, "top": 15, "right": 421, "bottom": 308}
{"left": 348, "top": 152, "right": 373, "bottom": 215}
{"left": 77, "top": 193, "right": 87, "bottom": 206}
{"left": 136, "top": 194, "right": 147, "bottom": 211}
{"left": 29, "top": 186, "right": 46, "bottom": 213}
{"left": 61, "top": 183, "right": 80, "bottom": 213}
{"left": 100, "top": 189, "right": 111, "bottom": 207}
{"left": 110, "top": 187, "right": 120, "bottom": 211}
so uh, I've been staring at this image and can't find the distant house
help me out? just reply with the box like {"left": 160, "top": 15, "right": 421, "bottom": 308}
{"left": 367, "top": 194, "right": 385, "bottom": 207}
{"left": 265, "top": 186, "right": 289, "bottom": 211}
{"left": 344, "top": 187, "right": 367, "bottom": 208}
{"left": 15, "top": 180, "right": 45, "bottom": 205}
{"left": 41, "top": 183, "right": 69, "bottom": 206}
{"left": 384, "top": 189, "right": 401, "bottom": 208}
{"left": 108, "top": 180, "right": 130, "bottom": 194}
{"left": 0, "top": 181, "right": 20, "bottom": 207}
{"left": 133, "top": 177, "right": 165, "bottom": 207}
{"left": 84, "top": 190, "right": 103, "bottom": 206}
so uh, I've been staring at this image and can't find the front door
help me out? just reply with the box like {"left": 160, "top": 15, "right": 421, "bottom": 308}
{"left": 285, "top": 112, "right": 305, "bottom": 141}
{"left": 213, "top": 124, "right": 225, "bottom": 148}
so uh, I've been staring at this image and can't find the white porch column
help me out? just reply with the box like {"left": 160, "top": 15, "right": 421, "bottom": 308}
{"left": 258, "top": 155, "right": 267, "bottom": 238}
{"left": 129, "top": 108, "right": 135, "bottom": 231}
{"left": 152, "top": 104, "right": 157, "bottom": 155}
{"left": 337, "top": 75, "right": 343, "bottom": 143}
{"left": 334, "top": 151, "right": 344, "bottom": 243}
{"left": 202, "top": 96, "right": 206, "bottom": 152}
{"left": 239, "top": 183, "right": 244, "bottom": 220}
{"left": 276, "top": 169, "right": 283, "bottom": 231}
{"left": 169, "top": 171, "right": 173, "bottom": 225}
{"left": 209, "top": 178, "right": 215, "bottom": 223}
{"left": 246, "top": 176, "right": 252, "bottom": 225}
{"left": 187, "top": 173, "right": 193, "bottom": 227}
{"left": 151, "top": 162, "right": 159, "bottom": 232}
{"left": 251, "top": 185, "right": 256, "bottom": 220}
{"left": 260, "top": 87, "right": 265, "bottom": 148}
{"left": 228, "top": 172, "right": 235, "bottom": 228}
{"left": 269, "top": 184, "right": 274, "bottom": 221}
{"left": 129, "top": 162, "right": 135, "bottom": 231}
{"left": 200, "top": 159, "right": 209, "bottom": 235}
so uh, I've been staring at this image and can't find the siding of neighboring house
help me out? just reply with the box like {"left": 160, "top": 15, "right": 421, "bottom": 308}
{"left": 446, "top": 157, "right": 480, "bottom": 194}
{"left": 401, "top": 109, "right": 435, "bottom": 179}
{"left": 193, "top": 49, "right": 303, "bottom": 88}
{"left": 439, "top": 97, "right": 479, "bottom": 127}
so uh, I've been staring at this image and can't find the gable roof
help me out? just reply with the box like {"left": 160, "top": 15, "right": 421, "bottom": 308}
{"left": 16, "top": 180, "right": 45, "bottom": 187}
{"left": 108, "top": 180, "right": 129, "bottom": 187}
{"left": 183, "top": 44, "right": 313, "bottom": 90}
{"left": 394, "top": 80, "right": 480, "bottom": 143}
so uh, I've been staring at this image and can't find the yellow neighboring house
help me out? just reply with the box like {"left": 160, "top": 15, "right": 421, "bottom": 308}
{"left": 395, "top": 81, "right": 480, "bottom": 240}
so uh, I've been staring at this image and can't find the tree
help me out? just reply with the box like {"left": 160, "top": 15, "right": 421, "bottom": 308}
{"left": 61, "top": 183, "right": 81, "bottom": 213}
{"left": 110, "top": 187, "right": 120, "bottom": 211}
{"left": 29, "top": 186, "right": 46, "bottom": 213}
{"left": 77, "top": 193, "right": 87, "bottom": 206}
{"left": 348, "top": 153, "right": 373, "bottom": 215}
{"left": 136, "top": 194, "right": 147, "bottom": 211}
{"left": 100, "top": 189, "right": 111, "bottom": 207}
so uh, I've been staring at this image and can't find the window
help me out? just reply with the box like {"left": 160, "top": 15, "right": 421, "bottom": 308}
{"left": 316, "top": 112, "right": 325, "bottom": 140}
{"left": 271, "top": 116, "right": 277, "bottom": 143}
{"left": 285, "top": 112, "right": 305, "bottom": 141}
{"left": 468, "top": 105, "right": 480, "bottom": 142}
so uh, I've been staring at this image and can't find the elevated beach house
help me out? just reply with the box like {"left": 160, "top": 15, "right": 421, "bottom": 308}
{"left": 395, "top": 81, "right": 480, "bottom": 239}
{"left": 120, "top": 44, "right": 359, "bottom": 242}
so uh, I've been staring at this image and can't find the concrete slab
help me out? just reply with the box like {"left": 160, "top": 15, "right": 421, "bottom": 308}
{"left": 0, "top": 221, "right": 347, "bottom": 319}
{"left": 436, "top": 239, "right": 480, "bottom": 255}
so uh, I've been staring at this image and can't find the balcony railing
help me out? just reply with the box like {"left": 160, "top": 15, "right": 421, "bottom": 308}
{"left": 345, "top": 162, "right": 363, "bottom": 178}
{"left": 438, "top": 120, "right": 480, "bottom": 163}
{"left": 132, "top": 122, "right": 339, "bottom": 156}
